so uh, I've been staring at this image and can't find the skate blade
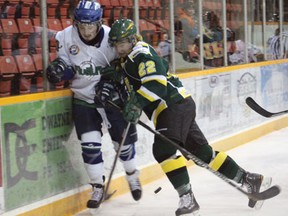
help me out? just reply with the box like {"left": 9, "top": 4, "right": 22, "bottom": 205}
{"left": 254, "top": 177, "right": 272, "bottom": 210}
{"left": 89, "top": 206, "right": 102, "bottom": 215}
{"left": 179, "top": 210, "right": 201, "bottom": 216}
{"left": 193, "top": 210, "right": 201, "bottom": 216}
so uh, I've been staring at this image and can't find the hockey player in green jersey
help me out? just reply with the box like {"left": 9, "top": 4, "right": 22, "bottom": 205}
{"left": 97, "top": 19, "right": 273, "bottom": 216}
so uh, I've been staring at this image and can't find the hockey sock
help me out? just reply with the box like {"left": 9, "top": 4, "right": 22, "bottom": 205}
{"left": 160, "top": 155, "right": 190, "bottom": 189}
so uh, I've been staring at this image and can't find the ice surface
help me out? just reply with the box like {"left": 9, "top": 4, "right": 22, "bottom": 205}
{"left": 76, "top": 127, "right": 288, "bottom": 216}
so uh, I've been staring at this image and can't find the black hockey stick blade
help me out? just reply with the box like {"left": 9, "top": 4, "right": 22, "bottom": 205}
{"left": 246, "top": 97, "right": 288, "bottom": 117}
{"left": 136, "top": 120, "right": 281, "bottom": 201}
{"left": 106, "top": 100, "right": 282, "bottom": 201}
{"left": 249, "top": 185, "right": 281, "bottom": 201}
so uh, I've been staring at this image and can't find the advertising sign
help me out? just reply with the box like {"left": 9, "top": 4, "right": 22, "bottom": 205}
{"left": 1, "top": 97, "right": 79, "bottom": 210}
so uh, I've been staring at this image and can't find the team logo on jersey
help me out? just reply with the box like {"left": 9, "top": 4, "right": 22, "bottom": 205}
{"left": 69, "top": 45, "right": 79, "bottom": 55}
{"left": 74, "top": 61, "right": 102, "bottom": 79}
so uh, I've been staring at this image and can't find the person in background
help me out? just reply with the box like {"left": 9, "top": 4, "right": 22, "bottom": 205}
{"left": 157, "top": 33, "right": 171, "bottom": 66}
{"left": 174, "top": 16, "right": 183, "bottom": 51}
{"left": 228, "top": 39, "right": 263, "bottom": 65}
{"left": 267, "top": 28, "right": 288, "bottom": 60}
{"left": 45, "top": 0, "right": 142, "bottom": 210}
{"left": 102, "top": 18, "right": 274, "bottom": 216}
{"left": 176, "top": 5, "right": 197, "bottom": 54}
{"left": 192, "top": 11, "right": 235, "bottom": 67}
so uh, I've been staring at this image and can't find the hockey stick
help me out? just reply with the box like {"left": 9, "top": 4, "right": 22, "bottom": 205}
{"left": 107, "top": 100, "right": 281, "bottom": 201}
{"left": 137, "top": 120, "right": 280, "bottom": 201}
{"left": 103, "top": 122, "right": 132, "bottom": 200}
{"left": 246, "top": 97, "right": 288, "bottom": 118}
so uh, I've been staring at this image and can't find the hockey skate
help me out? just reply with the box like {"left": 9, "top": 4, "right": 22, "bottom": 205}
{"left": 242, "top": 172, "right": 272, "bottom": 209}
{"left": 175, "top": 191, "right": 200, "bottom": 216}
{"left": 126, "top": 170, "right": 142, "bottom": 201}
{"left": 87, "top": 183, "right": 104, "bottom": 209}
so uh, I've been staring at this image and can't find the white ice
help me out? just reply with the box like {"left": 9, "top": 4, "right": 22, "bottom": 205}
{"left": 76, "top": 127, "right": 288, "bottom": 216}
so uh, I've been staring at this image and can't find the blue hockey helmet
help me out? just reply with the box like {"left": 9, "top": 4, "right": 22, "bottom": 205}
{"left": 74, "top": 0, "right": 103, "bottom": 24}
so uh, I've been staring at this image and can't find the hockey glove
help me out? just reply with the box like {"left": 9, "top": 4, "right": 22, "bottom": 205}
{"left": 123, "top": 91, "right": 142, "bottom": 124}
{"left": 100, "top": 59, "right": 124, "bottom": 83}
{"left": 46, "top": 57, "right": 75, "bottom": 83}
{"left": 100, "top": 65, "right": 116, "bottom": 76}
{"left": 95, "top": 79, "right": 115, "bottom": 106}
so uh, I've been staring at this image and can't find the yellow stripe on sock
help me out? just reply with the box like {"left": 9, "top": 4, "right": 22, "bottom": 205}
{"left": 161, "top": 156, "right": 186, "bottom": 173}
{"left": 209, "top": 152, "right": 227, "bottom": 171}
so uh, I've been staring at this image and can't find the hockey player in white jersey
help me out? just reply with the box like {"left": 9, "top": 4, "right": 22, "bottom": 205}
{"left": 46, "top": 0, "right": 142, "bottom": 209}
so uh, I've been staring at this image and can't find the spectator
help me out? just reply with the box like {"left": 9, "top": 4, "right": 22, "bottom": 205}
{"left": 229, "top": 40, "right": 263, "bottom": 65}
{"left": 157, "top": 33, "right": 171, "bottom": 65}
{"left": 176, "top": 5, "right": 198, "bottom": 53}
{"left": 174, "top": 16, "right": 183, "bottom": 50}
{"left": 189, "top": 11, "right": 235, "bottom": 67}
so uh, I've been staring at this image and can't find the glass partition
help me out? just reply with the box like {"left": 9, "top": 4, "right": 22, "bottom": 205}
{"left": 0, "top": 0, "right": 288, "bottom": 98}
{"left": 201, "top": 0, "right": 226, "bottom": 68}
{"left": 174, "top": 0, "right": 201, "bottom": 71}
{"left": 246, "top": 0, "right": 265, "bottom": 64}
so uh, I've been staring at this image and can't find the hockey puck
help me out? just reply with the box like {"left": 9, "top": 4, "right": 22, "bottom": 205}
{"left": 154, "top": 187, "right": 162, "bottom": 194}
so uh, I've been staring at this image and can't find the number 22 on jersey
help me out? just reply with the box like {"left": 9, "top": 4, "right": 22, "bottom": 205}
{"left": 138, "top": 61, "right": 156, "bottom": 77}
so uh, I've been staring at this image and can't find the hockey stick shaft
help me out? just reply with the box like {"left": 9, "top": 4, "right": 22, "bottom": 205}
{"left": 136, "top": 120, "right": 281, "bottom": 201}
{"left": 136, "top": 121, "right": 252, "bottom": 196}
{"left": 104, "top": 122, "right": 132, "bottom": 199}
{"left": 246, "top": 97, "right": 288, "bottom": 117}
{"left": 107, "top": 100, "right": 280, "bottom": 201}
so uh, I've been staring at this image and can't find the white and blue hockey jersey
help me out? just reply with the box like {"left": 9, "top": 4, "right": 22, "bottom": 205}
{"left": 55, "top": 25, "right": 118, "bottom": 104}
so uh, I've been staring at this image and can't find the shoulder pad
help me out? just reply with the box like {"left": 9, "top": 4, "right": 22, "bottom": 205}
{"left": 128, "top": 42, "right": 152, "bottom": 62}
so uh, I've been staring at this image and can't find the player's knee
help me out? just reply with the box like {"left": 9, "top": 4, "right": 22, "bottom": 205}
{"left": 152, "top": 139, "right": 178, "bottom": 163}
{"left": 194, "top": 144, "right": 213, "bottom": 165}
{"left": 81, "top": 131, "right": 102, "bottom": 164}
{"left": 81, "top": 142, "right": 103, "bottom": 164}
{"left": 119, "top": 143, "right": 136, "bottom": 161}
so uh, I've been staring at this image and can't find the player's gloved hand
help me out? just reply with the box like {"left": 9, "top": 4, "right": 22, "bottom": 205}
{"left": 123, "top": 91, "right": 142, "bottom": 124}
{"left": 100, "top": 65, "right": 116, "bottom": 76}
{"left": 100, "top": 59, "right": 124, "bottom": 82}
{"left": 115, "top": 83, "right": 128, "bottom": 105}
{"left": 46, "top": 58, "right": 75, "bottom": 83}
{"left": 95, "top": 79, "right": 115, "bottom": 105}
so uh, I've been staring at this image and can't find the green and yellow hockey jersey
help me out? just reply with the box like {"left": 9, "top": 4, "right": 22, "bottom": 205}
{"left": 121, "top": 41, "right": 191, "bottom": 125}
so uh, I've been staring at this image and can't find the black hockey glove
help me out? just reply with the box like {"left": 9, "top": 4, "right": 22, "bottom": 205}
{"left": 46, "top": 57, "right": 75, "bottom": 83}
{"left": 95, "top": 79, "right": 115, "bottom": 106}
{"left": 115, "top": 83, "right": 128, "bottom": 106}
{"left": 123, "top": 91, "right": 142, "bottom": 124}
